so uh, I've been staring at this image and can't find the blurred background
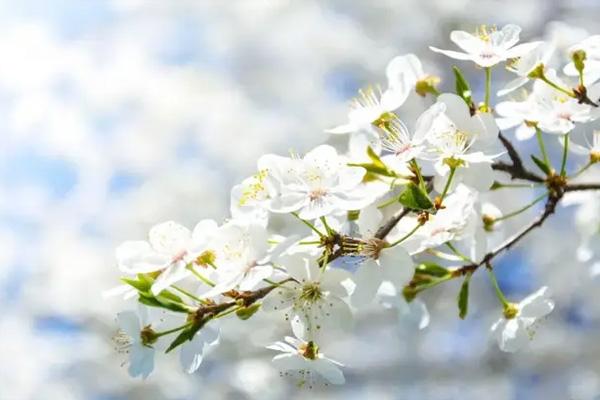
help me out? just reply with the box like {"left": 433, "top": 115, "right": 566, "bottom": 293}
{"left": 2, "top": 0, "right": 600, "bottom": 399}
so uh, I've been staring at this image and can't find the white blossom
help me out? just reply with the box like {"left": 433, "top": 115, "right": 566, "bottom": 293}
{"left": 116, "top": 220, "right": 217, "bottom": 295}
{"left": 266, "top": 145, "right": 373, "bottom": 220}
{"left": 430, "top": 24, "right": 541, "bottom": 67}
{"left": 262, "top": 254, "right": 352, "bottom": 340}
{"left": 113, "top": 308, "right": 156, "bottom": 379}
{"left": 491, "top": 287, "right": 555, "bottom": 352}
{"left": 267, "top": 334, "right": 345, "bottom": 386}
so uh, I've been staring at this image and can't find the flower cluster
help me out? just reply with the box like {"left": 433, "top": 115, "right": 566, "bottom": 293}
{"left": 108, "top": 24, "right": 600, "bottom": 385}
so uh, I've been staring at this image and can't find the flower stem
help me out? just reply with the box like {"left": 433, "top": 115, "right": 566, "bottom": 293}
{"left": 292, "top": 212, "right": 325, "bottom": 237}
{"left": 539, "top": 75, "right": 576, "bottom": 98}
{"left": 320, "top": 216, "right": 334, "bottom": 235}
{"left": 560, "top": 133, "right": 569, "bottom": 177}
{"left": 445, "top": 242, "right": 473, "bottom": 263}
{"left": 484, "top": 67, "right": 492, "bottom": 109}
{"left": 494, "top": 192, "right": 548, "bottom": 222}
{"left": 387, "top": 222, "right": 421, "bottom": 247}
{"left": 535, "top": 127, "right": 551, "bottom": 170}
{"left": 155, "top": 323, "right": 192, "bottom": 338}
{"left": 187, "top": 265, "right": 216, "bottom": 287}
{"left": 569, "top": 161, "right": 593, "bottom": 179}
{"left": 440, "top": 166, "right": 457, "bottom": 202}
{"left": 172, "top": 285, "right": 206, "bottom": 304}
{"left": 487, "top": 268, "right": 510, "bottom": 308}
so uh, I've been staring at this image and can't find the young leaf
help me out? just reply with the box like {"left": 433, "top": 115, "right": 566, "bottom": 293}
{"left": 453, "top": 66, "right": 473, "bottom": 107}
{"left": 236, "top": 303, "right": 261, "bottom": 320}
{"left": 457, "top": 273, "right": 472, "bottom": 319}
{"left": 165, "top": 318, "right": 208, "bottom": 353}
{"left": 398, "top": 182, "right": 434, "bottom": 211}
{"left": 530, "top": 154, "right": 552, "bottom": 175}
{"left": 415, "top": 262, "right": 450, "bottom": 278}
{"left": 121, "top": 277, "right": 151, "bottom": 292}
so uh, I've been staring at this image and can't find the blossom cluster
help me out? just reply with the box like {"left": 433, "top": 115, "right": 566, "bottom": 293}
{"left": 107, "top": 24, "right": 600, "bottom": 385}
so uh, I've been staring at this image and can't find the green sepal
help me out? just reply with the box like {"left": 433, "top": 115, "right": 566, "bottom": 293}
{"left": 398, "top": 182, "right": 434, "bottom": 211}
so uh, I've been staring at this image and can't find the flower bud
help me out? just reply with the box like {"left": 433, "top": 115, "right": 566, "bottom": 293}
{"left": 527, "top": 63, "right": 546, "bottom": 80}
{"left": 415, "top": 75, "right": 441, "bottom": 97}
{"left": 572, "top": 49, "right": 587, "bottom": 75}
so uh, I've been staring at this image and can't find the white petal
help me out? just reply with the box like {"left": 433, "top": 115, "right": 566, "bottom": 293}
{"left": 262, "top": 286, "right": 297, "bottom": 312}
{"left": 497, "top": 76, "right": 529, "bottom": 96}
{"left": 450, "top": 30, "right": 484, "bottom": 54}
{"left": 496, "top": 24, "right": 521, "bottom": 49}
{"left": 117, "top": 311, "right": 140, "bottom": 338}
{"left": 279, "top": 254, "right": 311, "bottom": 282}
{"left": 386, "top": 53, "right": 423, "bottom": 89}
{"left": 429, "top": 46, "right": 473, "bottom": 61}
{"left": 269, "top": 192, "right": 307, "bottom": 214}
{"left": 151, "top": 260, "right": 190, "bottom": 295}
{"left": 116, "top": 241, "right": 170, "bottom": 274}
{"left": 326, "top": 123, "right": 358, "bottom": 135}
{"left": 496, "top": 318, "right": 529, "bottom": 353}
{"left": 312, "top": 358, "right": 345, "bottom": 385}
{"left": 413, "top": 102, "right": 445, "bottom": 143}
{"left": 350, "top": 260, "right": 383, "bottom": 307}
{"left": 379, "top": 246, "right": 413, "bottom": 288}
{"left": 128, "top": 343, "right": 155, "bottom": 379}
{"left": 191, "top": 219, "right": 218, "bottom": 244}
{"left": 519, "top": 286, "right": 555, "bottom": 319}
{"left": 239, "top": 265, "right": 273, "bottom": 291}
{"left": 149, "top": 221, "right": 191, "bottom": 254}
{"left": 505, "top": 41, "right": 543, "bottom": 58}
{"left": 380, "top": 86, "right": 409, "bottom": 111}
{"left": 515, "top": 124, "right": 536, "bottom": 141}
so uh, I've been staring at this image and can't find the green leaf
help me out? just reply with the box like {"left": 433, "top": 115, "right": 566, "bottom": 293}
{"left": 457, "top": 273, "right": 472, "bottom": 319}
{"left": 530, "top": 154, "right": 552, "bottom": 175}
{"left": 490, "top": 181, "right": 503, "bottom": 191}
{"left": 236, "top": 303, "right": 261, "bottom": 320}
{"left": 138, "top": 295, "right": 163, "bottom": 308}
{"left": 121, "top": 277, "right": 151, "bottom": 292}
{"left": 415, "top": 262, "right": 450, "bottom": 278}
{"left": 398, "top": 182, "right": 434, "bottom": 211}
{"left": 165, "top": 319, "right": 208, "bottom": 353}
{"left": 138, "top": 291, "right": 190, "bottom": 313}
{"left": 165, "top": 327, "right": 196, "bottom": 353}
{"left": 347, "top": 146, "right": 397, "bottom": 178}
{"left": 453, "top": 66, "right": 473, "bottom": 107}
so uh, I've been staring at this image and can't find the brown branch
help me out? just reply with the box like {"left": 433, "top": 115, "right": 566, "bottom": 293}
{"left": 565, "top": 183, "right": 600, "bottom": 192}
{"left": 375, "top": 207, "right": 410, "bottom": 240}
{"left": 492, "top": 132, "right": 545, "bottom": 183}
{"left": 456, "top": 192, "right": 561, "bottom": 276}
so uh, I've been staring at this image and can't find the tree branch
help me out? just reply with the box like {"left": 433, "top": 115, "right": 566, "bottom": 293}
{"left": 565, "top": 183, "right": 600, "bottom": 192}
{"left": 375, "top": 207, "right": 410, "bottom": 240}
{"left": 456, "top": 192, "right": 561, "bottom": 275}
{"left": 492, "top": 132, "right": 545, "bottom": 183}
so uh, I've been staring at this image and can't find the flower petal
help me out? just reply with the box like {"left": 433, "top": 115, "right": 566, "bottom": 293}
{"left": 519, "top": 286, "right": 555, "bottom": 319}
